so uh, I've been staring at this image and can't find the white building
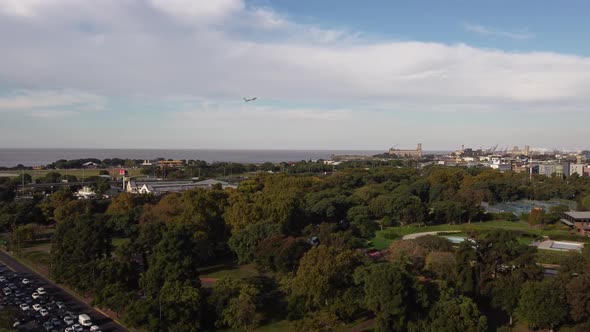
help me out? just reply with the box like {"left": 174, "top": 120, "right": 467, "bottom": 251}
{"left": 570, "top": 164, "right": 587, "bottom": 176}
{"left": 75, "top": 186, "right": 96, "bottom": 199}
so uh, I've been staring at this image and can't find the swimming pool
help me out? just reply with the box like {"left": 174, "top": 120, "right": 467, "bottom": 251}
{"left": 550, "top": 241, "right": 584, "bottom": 251}
{"left": 444, "top": 236, "right": 466, "bottom": 244}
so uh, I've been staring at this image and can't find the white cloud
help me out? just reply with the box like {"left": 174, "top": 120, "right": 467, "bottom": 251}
{"left": 463, "top": 22, "right": 534, "bottom": 40}
{"left": 173, "top": 100, "right": 352, "bottom": 121}
{"left": 148, "top": 0, "right": 244, "bottom": 24}
{"left": 0, "top": 0, "right": 50, "bottom": 17}
{"left": 0, "top": 90, "right": 106, "bottom": 117}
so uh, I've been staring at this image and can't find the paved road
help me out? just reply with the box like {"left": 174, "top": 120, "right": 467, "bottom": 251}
{"left": 401, "top": 230, "right": 460, "bottom": 240}
{"left": 0, "top": 250, "right": 127, "bottom": 332}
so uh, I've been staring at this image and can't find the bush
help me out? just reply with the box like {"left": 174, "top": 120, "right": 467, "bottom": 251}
{"left": 491, "top": 212, "right": 518, "bottom": 221}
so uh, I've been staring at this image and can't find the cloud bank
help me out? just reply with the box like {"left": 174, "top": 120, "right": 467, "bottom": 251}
{"left": 0, "top": 0, "right": 588, "bottom": 149}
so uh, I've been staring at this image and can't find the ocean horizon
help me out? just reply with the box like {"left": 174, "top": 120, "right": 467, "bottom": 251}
{"left": 0, "top": 148, "right": 452, "bottom": 167}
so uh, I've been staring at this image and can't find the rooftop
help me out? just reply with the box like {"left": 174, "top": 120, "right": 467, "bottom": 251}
{"left": 564, "top": 211, "right": 590, "bottom": 219}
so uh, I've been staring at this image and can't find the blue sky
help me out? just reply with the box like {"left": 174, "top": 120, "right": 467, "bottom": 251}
{"left": 0, "top": 0, "right": 589, "bottom": 151}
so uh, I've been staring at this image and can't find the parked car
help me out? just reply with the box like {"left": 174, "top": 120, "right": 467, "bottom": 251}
{"left": 51, "top": 317, "right": 62, "bottom": 327}
{"left": 21, "top": 278, "right": 31, "bottom": 285}
{"left": 56, "top": 301, "right": 65, "bottom": 309}
{"left": 32, "top": 292, "right": 40, "bottom": 299}
{"left": 63, "top": 315, "right": 74, "bottom": 325}
{"left": 33, "top": 303, "right": 42, "bottom": 311}
{"left": 40, "top": 308, "right": 49, "bottom": 316}
{"left": 90, "top": 325, "right": 101, "bottom": 332}
{"left": 78, "top": 314, "right": 92, "bottom": 327}
{"left": 43, "top": 321, "right": 53, "bottom": 331}
{"left": 19, "top": 303, "right": 30, "bottom": 311}
{"left": 37, "top": 287, "right": 46, "bottom": 294}
{"left": 71, "top": 323, "right": 83, "bottom": 331}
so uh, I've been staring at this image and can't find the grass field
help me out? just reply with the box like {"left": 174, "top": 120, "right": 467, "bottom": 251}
{"left": 199, "top": 263, "right": 262, "bottom": 280}
{"left": 535, "top": 249, "right": 579, "bottom": 265}
{"left": 371, "top": 220, "right": 577, "bottom": 250}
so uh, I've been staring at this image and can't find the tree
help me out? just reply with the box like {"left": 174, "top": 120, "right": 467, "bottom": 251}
{"left": 391, "top": 194, "right": 425, "bottom": 226}
{"left": 430, "top": 200, "right": 464, "bottom": 224}
{"left": 228, "top": 223, "right": 281, "bottom": 264}
{"left": 386, "top": 240, "right": 428, "bottom": 271}
{"left": 527, "top": 208, "right": 545, "bottom": 225}
{"left": 356, "top": 263, "right": 428, "bottom": 332}
{"left": 518, "top": 279, "right": 568, "bottom": 330}
{"left": 290, "top": 245, "right": 365, "bottom": 321}
{"left": 50, "top": 215, "right": 111, "bottom": 291}
{"left": 209, "top": 278, "right": 264, "bottom": 331}
{"left": 566, "top": 275, "right": 590, "bottom": 322}
{"left": 426, "top": 289, "right": 487, "bottom": 332}
{"left": 425, "top": 251, "right": 456, "bottom": 283}
{"left": 255, "top": 235, "right": 309, "bottom": 273}
{"left": 292, "top": 310, "right": 341, "bottom": 332}
{"left": 456, "top": 241, "right": 478, "bottom": 296}
{"left": 159, "top": 280, "right": 203, "bottom": 332}
{"left": 140, "top": 223, "right": 202, "bottom": 299}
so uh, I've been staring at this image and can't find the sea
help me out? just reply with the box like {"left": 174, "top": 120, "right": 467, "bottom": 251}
{"left": 0, "top": 148, "right": 449, "bottom": 167}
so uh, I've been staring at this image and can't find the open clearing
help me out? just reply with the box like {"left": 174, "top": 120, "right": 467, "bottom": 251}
{"left": 371, "top": 220, "right": 578, "bottom": 250}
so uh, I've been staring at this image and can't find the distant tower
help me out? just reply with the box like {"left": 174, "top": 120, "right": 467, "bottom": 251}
{"left": 524, "top": 145, "right": 530, "bottom": 156}
{"left": 417, "top": 143, "right": 422, "bottom": 151}
{"left": 577, "top": 155, "right": 583, "bottom": 164}
{"left": 461, "top": 144, "right": 465, "bottom": 152}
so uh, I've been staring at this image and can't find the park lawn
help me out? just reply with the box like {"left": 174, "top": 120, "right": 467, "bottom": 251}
{"left": 371, "top": 220, "right": 575, "bottom": 250}
{"left": 18, "top": 249, "right": 51, "bottom": 267}
{"left": 199, "top": 263, "right": 262, "bottom": 280}
{"left": 535, "top": 249, "right": 578, "bottom": 265}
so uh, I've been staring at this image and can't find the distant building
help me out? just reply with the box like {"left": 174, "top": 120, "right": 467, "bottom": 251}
{"left": 389, "top": 143, "right": 423, "bottom": 158}
{"left": 82, "top": 162, "right": 100, "bottom": 168}
{"left": 158, "top": 160, "right": 185, "bottom": 168}
{"left": 561, "top": 212, "right": 590, "bottom": 236}
{"left": 538, "top": 164, "right": 557, "bottom": 176}
{"left": 571, "top": 163, "right": 587, "bottom": 176}
{"left": 555, "top": 162, "right": 570, "bottom": 177}
{"left": 128, "top": 179, "right": 236, "bottom": 195}
{"left": 75, "top": 186, "right": 96, "bottom": 199}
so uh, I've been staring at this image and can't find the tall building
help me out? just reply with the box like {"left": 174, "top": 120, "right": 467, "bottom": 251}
{"left": 388, "top": 143, "right": 423, "bottom": 158}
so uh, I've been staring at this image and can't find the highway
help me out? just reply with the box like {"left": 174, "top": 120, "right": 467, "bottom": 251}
{"left": 0, "top": 250, "right": 127, "bottom": 332}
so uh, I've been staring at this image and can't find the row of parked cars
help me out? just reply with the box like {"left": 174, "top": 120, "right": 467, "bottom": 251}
{"left": 0, "top": 263, "right": 101, "bottom": 331}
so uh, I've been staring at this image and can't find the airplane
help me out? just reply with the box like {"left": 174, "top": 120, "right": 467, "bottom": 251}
{"left": 243, "top": 97, "right": 257, "bottom": 102}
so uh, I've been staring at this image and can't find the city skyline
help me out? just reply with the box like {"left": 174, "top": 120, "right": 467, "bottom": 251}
{"left": 1, "top": 0, "right": 590, "bottom": 150}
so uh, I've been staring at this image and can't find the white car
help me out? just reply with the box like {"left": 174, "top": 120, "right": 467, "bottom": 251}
{"left": 40, "top": 308, "right": 49, "bottom": 316}
{"left": 32, "top": 303, "right": 42, "bottom": 311}
{"left": 37, "top": 287, "right": 46, "bottom": 294}
{"left": 32, "top": 292, "right": 40, "bottom": 299}
{"left": 21, "top": 278, "right": 30, "bottom": 285}
{"left": 19, "top": 303, "right": 30, "bottom": 311}
{"left": 90, "top": 325, "right": 100, "bottom": 332}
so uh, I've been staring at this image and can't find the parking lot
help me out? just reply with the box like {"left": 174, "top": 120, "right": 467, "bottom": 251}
{"left": 0, "top": 251, "right": 126, "bottom": 332}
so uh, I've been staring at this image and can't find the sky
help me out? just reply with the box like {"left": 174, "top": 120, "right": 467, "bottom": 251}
{"left": 1, "top": 0, "right": 590, "bottom": 151}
